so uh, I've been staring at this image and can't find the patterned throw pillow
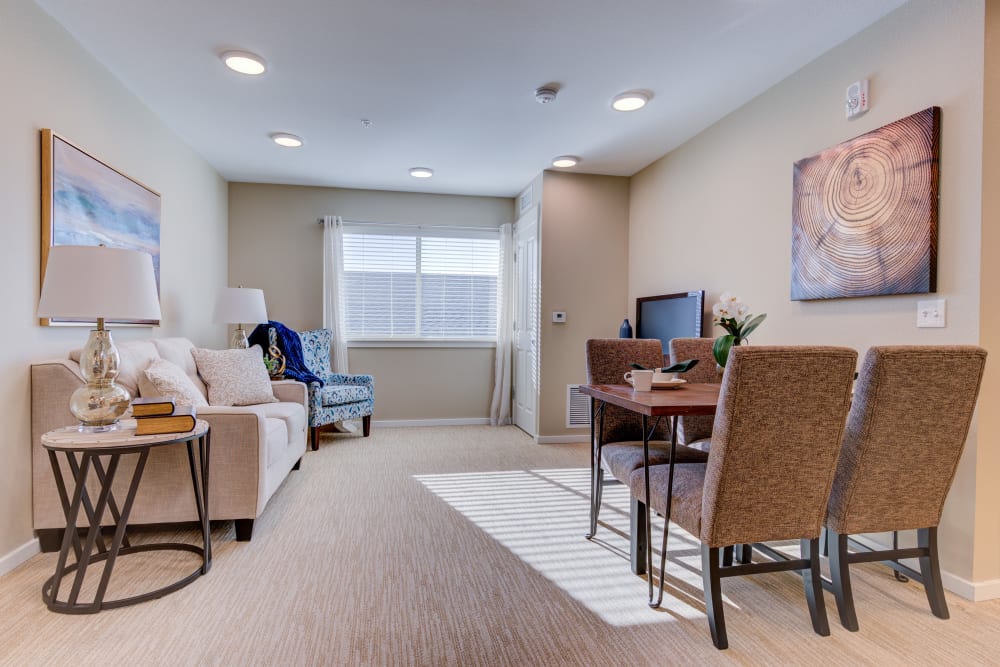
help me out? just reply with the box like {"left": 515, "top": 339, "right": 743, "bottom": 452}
{"left": 141, "top": 358, "right": 209, "bottom": 407}
{"left": 191, "top": 345, "right": 278, "bottom": 406}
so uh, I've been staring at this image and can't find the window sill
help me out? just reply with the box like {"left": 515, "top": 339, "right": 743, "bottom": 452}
{"left": 348, "top": 339, "right": 497, "bottom": 349}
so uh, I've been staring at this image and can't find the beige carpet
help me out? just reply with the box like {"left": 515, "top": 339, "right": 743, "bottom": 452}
{"left": 2, "top": 425, "right": 1000, "bottom": 665}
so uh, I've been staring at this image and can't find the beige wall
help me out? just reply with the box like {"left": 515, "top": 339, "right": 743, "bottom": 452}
{"left": 0, "top": 0, "right": 228, "bottom": 560}
{"left": 629, "top": 0, "right": 986, "bottom": 582}
{"left": 227, "top": 183, "right": 514, "bottom": 422}
{"left": 976, "top": 0, "right": 1000, "bottom": 584}
{"left": 538, "top": 171, "right": 630, "bottom": 437}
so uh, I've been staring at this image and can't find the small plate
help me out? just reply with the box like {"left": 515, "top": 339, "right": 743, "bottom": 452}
{"left": 652, "top": 378, "right": 686, "bottom": 390}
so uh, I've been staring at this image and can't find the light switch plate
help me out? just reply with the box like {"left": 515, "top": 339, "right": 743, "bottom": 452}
{"left": 917, "top": 299, "right": 946, "bottom": 328}
{"left": 552, "top": 311, "right": 567, "bottom": 323}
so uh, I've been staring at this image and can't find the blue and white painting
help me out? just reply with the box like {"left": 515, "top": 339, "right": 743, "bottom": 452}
{"left": 50, "top": 134, "right": 161, "bottom": 294}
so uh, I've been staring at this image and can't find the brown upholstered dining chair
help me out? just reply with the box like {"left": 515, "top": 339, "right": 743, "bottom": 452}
{"left": 584, "top": 339, "right": 709, "bottom": 546}
{"left": 630, "top": 345, "right": 857, "bottom": 650}
{"left": 825, "top": 345, "right": 987, "bottom": 632}
{"left": 668, "top": 337, "right": 720, "bottom": 450}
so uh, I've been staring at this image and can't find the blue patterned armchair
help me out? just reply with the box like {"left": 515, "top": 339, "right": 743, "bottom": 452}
{"left": 298, "top": 328, "right": 374, "bottom": 449}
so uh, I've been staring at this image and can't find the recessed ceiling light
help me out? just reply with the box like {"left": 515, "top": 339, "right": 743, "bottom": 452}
{"left": 551, "top": 156, "right": 579, "bottom": 168}
{"left": 221, "top": 50, "right": 267, "bottom": 75}
{"left": 611, "top": 91, "right": 650, "bottom": 112}
{"left": 409, "top": 167, "right": 434, "bottom": 178}
{"left": 270, "top": 132, "right": 303, "bottom": 148}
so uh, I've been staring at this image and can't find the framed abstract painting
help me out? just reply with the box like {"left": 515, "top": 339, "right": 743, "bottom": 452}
{"left": 791, "top": 107, "right": 940, "bottom": 301}
{"left": 40, "top": 129, "right": 161, "bottom": 325}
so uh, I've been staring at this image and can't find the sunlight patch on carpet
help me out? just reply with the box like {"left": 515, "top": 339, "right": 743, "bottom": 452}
{"left": 415, "top": 467, "right": 709, "bottom": 627}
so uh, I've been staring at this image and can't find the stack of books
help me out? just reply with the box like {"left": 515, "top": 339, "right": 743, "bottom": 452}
{"left": 130, "top": 397, "right": 197, "bottom": 436}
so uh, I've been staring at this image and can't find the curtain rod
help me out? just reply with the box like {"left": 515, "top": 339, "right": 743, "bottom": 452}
{"left": 316, "top": 217, "right": 499, "bottom": 232}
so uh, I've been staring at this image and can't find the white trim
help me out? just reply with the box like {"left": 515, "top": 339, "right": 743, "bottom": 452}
{"left": 940, "top": 571, "right": 1000, "bottom": 601}
{"left": 0, "top": 538, "right": 39, "bottom": 577}
{"left": 348, "top": 339, "right": 496, "bottom": 349}
{"left": 373, "top": 418, "right": 491, "bottom": 428}
{"left": 535, "top": 435, "right": 589, "bottom": 444}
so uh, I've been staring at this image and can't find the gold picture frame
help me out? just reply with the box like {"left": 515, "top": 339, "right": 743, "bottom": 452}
{"left": 41, "top": 129, "right": 161, "bottom": 326}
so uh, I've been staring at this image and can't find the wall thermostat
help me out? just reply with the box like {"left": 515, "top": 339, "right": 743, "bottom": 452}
{"left": 846, "top": 79, "right": 870, "bottom": 119}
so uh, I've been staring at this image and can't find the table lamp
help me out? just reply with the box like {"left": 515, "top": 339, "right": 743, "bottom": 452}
{"left": 37, "top": 245, "right": 162, "bottom": 432}
{"left": 213, "top": 286, "right": 267, "bottom": 349}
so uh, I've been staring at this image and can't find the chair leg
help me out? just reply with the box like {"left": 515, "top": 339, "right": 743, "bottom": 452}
{"left": 722, "top": 545, "right": 734, "bottom": 567}
{"left": 310, "top": 427, "right": 319, "bottom": 451}
{"left": 827, "top": 530, "right": 859, "bottom": 632}
{"left": 802, "top": 537, "right": 830, "bottom": 637}
{"left": 918, "top": 527, "right": 949, "bottom": 620}
{"left": 630, "top": 495, "right": 647, "bottom": 575}
{"left": 739, "top": 544, "right": 752, "bottom": 564}
{"left": 701, "top": 544, "right": 728, "bottom": 650}
{"left": 363, "top": 415, "right": 371, "bottom": 437}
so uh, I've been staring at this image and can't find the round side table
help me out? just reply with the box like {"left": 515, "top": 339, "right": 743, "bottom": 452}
{"left": 41, "top": 419, "right": 211, "bottom": 614}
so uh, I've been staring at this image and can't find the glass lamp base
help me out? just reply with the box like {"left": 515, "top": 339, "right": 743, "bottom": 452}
{"left": 69, "top": 381, "right": 131, "bottom": 430}
{"left": 76, "top": 422, "right": 122, "bottom": 433}
{"left": 230, "top": 327, "right": 250, "bottom": 349}
{"left": 70, "top": 328, "right": 132, "bottom": 429}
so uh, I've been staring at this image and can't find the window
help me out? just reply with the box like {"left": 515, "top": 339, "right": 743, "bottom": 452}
{"left": 341, "top": 224, "right": 501, "bottom": 342}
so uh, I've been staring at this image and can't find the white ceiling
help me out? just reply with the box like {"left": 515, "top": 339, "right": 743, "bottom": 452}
{"left": 34, "top": 0, "right": 908, "bottom": 197}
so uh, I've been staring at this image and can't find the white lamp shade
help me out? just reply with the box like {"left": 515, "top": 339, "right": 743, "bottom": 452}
{"left": 37, "top": 245, "right": 162, "bottom": 321}
{"left": 213, "top": 287, "right": 268, "bottom": 324}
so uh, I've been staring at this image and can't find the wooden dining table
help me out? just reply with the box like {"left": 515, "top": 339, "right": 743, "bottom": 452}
{"left": 579, "top": 382, "right": 721, "bottom": 600}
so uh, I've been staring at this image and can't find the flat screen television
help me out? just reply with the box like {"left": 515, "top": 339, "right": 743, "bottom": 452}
{"left": 635, "top": 291, "right": 705, "bottom": 352}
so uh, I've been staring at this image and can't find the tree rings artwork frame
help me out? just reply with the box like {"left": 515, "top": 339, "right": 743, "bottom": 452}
{"left": 791, "top": 107, "right": 940, "bottom": 301}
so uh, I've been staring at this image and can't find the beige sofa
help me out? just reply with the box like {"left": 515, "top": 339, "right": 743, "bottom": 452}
{"left": 31, "top": 337, "right": 308, "bottom": 549}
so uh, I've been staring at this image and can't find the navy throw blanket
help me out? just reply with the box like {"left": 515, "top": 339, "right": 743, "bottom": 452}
{"left": 249, "top": 321, "right": 324, "bottom": 387}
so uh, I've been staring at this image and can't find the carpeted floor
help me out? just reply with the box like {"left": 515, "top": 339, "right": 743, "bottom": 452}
{"left": 2, "top": 425, "right": 1000, "bottom": 665}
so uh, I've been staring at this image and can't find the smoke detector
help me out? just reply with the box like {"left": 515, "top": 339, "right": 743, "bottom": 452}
{"left": 535, "top": 85, "right": 559, "bottom": 104}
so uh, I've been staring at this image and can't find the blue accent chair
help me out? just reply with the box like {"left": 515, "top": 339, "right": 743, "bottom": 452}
{"left": 298, "top": 328, "right": 374, "bottom": 449}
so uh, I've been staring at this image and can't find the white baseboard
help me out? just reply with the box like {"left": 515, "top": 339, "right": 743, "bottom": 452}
{"left": 941, "top": 571, "right": 1000, "bottom": 601}
{"left": 0, "top": 538, "right": 40, "bottom": 577}
{"left": 535, "top": 435, "right": 589, "bottom": 444}
{"left": 373, "top": 418, "right": 491, "bottom": 428}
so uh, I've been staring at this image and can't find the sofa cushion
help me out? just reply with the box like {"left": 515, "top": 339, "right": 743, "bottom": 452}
{"left": 258, "top": 402, "right": 307, "bottom": 450}
{"left": 191, "top": 345, "right": 277, "bottom": 407}
{"left": 71, "top": 339, "right": 158, "bottom": 398}
{"left": 152, "top": 338, "right": 208, "bottom": 399}
{"left": 320, "top": 384, "right": 372, "bottom": 405}
{"left": 141, "top": 358, "right": 209, "bottom": 407}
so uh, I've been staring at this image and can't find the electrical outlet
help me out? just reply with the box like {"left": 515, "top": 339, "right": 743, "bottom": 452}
{"left": 552, "top": 311, "right": 567, "bottom": 323}
{"left": 917, "top": 299, "right": 946, "bottom": 328}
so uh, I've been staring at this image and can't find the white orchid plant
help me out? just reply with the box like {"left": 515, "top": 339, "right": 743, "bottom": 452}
{"left": 712, "top": 292, "right": 766, "bottom": 368}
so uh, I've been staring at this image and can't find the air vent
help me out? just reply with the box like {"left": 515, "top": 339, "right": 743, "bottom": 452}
{"left": 566, "top": 384, "right": 591, "bottom": 428}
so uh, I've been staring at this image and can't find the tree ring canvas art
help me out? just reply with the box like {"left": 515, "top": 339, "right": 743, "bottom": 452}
{"left": 790, "top": 107, "right": 940, "bottom": 301}
{"left": 41, "top": 129, "right": 161, "bottom": 325}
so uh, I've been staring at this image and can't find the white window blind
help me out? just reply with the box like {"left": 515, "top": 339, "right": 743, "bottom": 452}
{"left": 341, "top": 223, "right": 500, "bottom": 341}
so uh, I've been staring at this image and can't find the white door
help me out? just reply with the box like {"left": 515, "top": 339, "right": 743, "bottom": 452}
{"left": 513, "top": 207, "right": 539, "bottom": 436}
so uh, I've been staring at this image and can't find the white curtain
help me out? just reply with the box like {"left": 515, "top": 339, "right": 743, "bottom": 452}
{"left": 490, "top": 223, "right": 513, "bottom": 426}
{"left": 322, "top": 215, "right": 349, "bottom": 374}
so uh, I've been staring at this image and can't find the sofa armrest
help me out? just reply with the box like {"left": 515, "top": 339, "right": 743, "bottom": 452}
{"left": 194, "top": 406, "right": 269, "bottom": 517}
{"left": 271, "top": 379, "right": 308, "bottom": 407}
{"left": 324, "top": 373, "right": 374, "bottom": 389}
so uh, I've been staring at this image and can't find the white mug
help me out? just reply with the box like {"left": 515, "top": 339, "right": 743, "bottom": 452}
{"left": 624, "top": 369, "right": 654, "bottom": 391}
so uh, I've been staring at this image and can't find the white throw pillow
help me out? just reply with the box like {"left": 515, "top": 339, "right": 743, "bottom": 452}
{"left": 141, "top": 358, "right": 209, "bottom": 407}
{"left": 191, "top": 345, "right": 278, "bottom": 406}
